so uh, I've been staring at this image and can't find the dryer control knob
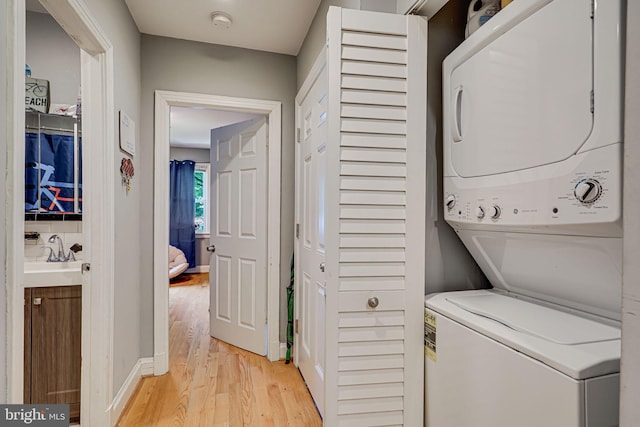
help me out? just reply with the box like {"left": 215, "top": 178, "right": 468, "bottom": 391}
{"left": 574, "top": 179, "right": 602, "bottom": 204}
{"left": 445, "top": 194, "right": 456, "bottom": 211}
{"left": 475, "top": 206, "right": 485, "bottom": 219}
{"left": 489, "top": 205, "right": 501, "bottom": 219}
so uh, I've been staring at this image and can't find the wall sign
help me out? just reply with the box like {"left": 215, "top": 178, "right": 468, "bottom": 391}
{"left": 119, "top": 110, "right": 136, "bottom": 156}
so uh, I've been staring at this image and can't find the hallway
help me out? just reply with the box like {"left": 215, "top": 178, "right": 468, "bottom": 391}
{"left": 117, "top": 276, "right": 321, "bottom": 426}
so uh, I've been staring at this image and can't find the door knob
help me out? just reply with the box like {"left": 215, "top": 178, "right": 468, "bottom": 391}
{"left": 320, "top": 262, "right": 325, "bottom": 272}
{"left": 367, "top": 297, "right": 379, "bottom": 308}
{"left": 206, "top": 245, "right": 216, "bottom": 253}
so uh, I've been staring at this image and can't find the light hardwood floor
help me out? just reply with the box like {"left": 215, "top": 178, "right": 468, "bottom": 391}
{"left": 117, "top": 274, "right": 322, "bottom": 426}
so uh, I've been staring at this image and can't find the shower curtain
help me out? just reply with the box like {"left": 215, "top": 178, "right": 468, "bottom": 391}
{"left": 169, "top": 160, "right": 196, "bottom": 268}
{"left": 25, "top": 132, "right": 81, "bottom": 213}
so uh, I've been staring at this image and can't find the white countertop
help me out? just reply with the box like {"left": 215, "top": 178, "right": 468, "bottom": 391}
{"left": 23, "top": 261, "right": 83, "bottom": 287}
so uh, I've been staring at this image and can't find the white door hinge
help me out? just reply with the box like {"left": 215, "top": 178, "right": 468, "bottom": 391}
{"left": 296, "top": 223, "right": 300, "bottom": 238}
{"left": 296, "top": 127, "right": 301, "bottom": 143}
{"left": 590, "top": 90, "right": 594, "bottom": 113}
{"left": 294, "top": 319, "right": 299, "bottom": 334}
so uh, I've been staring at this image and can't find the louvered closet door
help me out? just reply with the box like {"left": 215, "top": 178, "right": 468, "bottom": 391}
{"left": 324, "top": 8, "right": 427, "bottom": 426}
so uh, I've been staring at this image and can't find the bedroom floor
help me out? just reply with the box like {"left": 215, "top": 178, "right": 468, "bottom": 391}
{"left": 116, "top": 274, "right": 321, "bottom": 426}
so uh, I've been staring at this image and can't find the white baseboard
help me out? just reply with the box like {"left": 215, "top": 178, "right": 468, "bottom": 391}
{"left": 280, "top": 342, "right": 287, "bottom": 360}
{"left": 186, "top": 265, "right": 209, "bottom": 274}
{"left": 110, "top": 357, "right": 154, "bottom": 427}
{"left": 140, "top": 357, "right": 154, "bottom": 376}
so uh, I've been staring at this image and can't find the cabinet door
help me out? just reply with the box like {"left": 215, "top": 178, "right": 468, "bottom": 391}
{"left": 29, "top": 286, "right": 81, "bottom": 418}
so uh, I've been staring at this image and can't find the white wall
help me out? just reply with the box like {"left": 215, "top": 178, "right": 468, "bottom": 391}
{"left": 139, "top": 34, "right": 297, "bottom": 348}
{"left": 621, "top": 1, "right": 640, "bottom": 425}
{"left": 0, "top": 0, "right": 8, "bottom": 405}
{"left": 26, "top": 11, "right": 80, "bottom": 106}
{"left": 81, "top": 0, "right": 142, "bottom": 397}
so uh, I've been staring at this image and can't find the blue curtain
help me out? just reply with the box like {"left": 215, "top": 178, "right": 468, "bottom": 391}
{"left": 170, "top": 160, "right": 196, "bottom": 268}
{"left": 25, "top": 132, "right": 82, "bottom": 213}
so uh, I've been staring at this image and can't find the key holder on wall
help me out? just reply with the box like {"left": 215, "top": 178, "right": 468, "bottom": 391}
{"left": 120, "top": 157, "right": 134, "bottom": 193}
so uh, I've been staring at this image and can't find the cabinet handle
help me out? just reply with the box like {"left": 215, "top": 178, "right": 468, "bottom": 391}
{"left": 33, "top": 298, "right": 42, "bottom": 306}
{"left": 367, "top": 297, "right": 379, "bottom": 308}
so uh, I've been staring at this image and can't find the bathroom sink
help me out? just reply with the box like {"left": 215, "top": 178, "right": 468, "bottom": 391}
{"left": 23, "top": 261, "right": 83, "bottom": 287}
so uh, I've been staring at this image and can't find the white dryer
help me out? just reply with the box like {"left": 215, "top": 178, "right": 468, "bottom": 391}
{"left": 426, "top": 0, "right": 625, "bottom": 426}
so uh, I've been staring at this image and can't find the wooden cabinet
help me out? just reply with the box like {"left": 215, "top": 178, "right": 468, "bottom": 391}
{"left": 24, "top": 286, "right": 81, "bottom": 420}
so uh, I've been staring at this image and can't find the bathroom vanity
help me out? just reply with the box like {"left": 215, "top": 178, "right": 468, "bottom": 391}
{"left": 24, "top": 283, "right": 81, "bottom": 420}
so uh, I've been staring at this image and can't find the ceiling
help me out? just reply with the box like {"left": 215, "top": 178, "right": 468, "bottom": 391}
{"left": 124, "top": 0, "right": 322, "bottom": 56}
{"left": 27, "top": 0, "right": 321, "bottom": 149}
{"left": 170, "top": 107, "right": 261, "bottom": 149}
{"left": 124, "top": 0, "right": 322, "bottom": 148}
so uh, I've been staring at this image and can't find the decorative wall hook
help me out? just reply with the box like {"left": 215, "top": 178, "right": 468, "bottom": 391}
{"left": 120, "top": 157, "right": 134, "bottom": 192}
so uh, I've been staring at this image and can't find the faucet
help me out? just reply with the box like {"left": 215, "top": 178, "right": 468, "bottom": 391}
{"left": 47, "top": 234, "right": 69, "bottom": 262}
{"left": 43, "top": 246, "right": 57, "bottom": 262}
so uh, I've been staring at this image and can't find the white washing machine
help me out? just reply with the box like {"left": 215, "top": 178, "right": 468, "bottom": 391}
{"left": 426, "top": 0, "right": 625, "bottom": 426}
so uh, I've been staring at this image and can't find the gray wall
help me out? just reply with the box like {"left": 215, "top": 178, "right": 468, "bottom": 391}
{"left": 621, "top": 1, "right": 640, "bottom": 424}
{"left": 82, "top": 0, "right": 142, "bottom": 397}
{"left": 297, "top": 0, "right": 398, "bottom": 87}
{"left": 297, "top": 0, "right": 360, "bottom": 87}
{"left": 170, "top": 146, "right": 210, "bottom": 163}
{"left": 26, "top": 11, "right": 80, "bottom": 106}
{"left": 360, "top": 0, "right": 396, "bottom": 13}
{"left": 0, "top": 0, "right": 8, "bottom": 404}
{"left": 420, "top": 1, "right": 488, "bottom": 293}
{"left": 139, "top": 35, "right": 298, "bottom": 347}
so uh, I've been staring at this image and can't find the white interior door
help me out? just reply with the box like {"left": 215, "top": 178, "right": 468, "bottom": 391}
{"left": 210, "top": 117, "right": 268, "bottom": 355}
{"left": 296, "top": 62, "right": 327, "bottom": 416}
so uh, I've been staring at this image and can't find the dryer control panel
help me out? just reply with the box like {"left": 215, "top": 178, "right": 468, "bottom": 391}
{"left": 444, "top": 144, "right": 622, "bottom": 237}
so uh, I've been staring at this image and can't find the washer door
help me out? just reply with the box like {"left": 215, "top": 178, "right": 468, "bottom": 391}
{"left": 449, "top": 0, "right": 593, "bottom": 178}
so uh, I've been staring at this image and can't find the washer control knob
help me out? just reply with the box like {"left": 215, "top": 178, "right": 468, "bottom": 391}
{"left": 489, "top": 205, "right": 501, "bottom": 219}
{"left": 574, "top": 179, "right": 602, "bottom": 204}
{"left": 475, "top": 206, "right": 485, "bottom": 219}
{"left": 445, "top": 194, "right": 456, "bottom": 211}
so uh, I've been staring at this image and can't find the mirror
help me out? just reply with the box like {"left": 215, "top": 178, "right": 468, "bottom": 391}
{"left": 25, "top": 111, "right": 82, "bottom": 218}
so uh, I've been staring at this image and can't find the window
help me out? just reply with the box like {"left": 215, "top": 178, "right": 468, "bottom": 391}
{"left": 194, "top": 163, "right": 209, "bottom": 234}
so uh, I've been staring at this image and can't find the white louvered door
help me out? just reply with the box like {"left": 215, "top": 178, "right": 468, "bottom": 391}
{"left": 323, "top": 7, "right": 427, "bottom": 426}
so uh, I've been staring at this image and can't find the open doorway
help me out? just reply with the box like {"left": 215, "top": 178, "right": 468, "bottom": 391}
{"left": 153, "top": 91, "right": 282, "bottom": 376}
{"left": 8, "top": 0, "right": 116, "bottom": 425}
{"left": 167, "top": 107, "right": 265, "bottom": 358}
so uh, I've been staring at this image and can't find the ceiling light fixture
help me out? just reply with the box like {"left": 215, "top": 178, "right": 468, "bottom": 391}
{"left": 211, "top": 12, "right": 233, "bottom": 30}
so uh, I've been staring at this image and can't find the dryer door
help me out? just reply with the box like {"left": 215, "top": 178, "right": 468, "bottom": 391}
{"left": 449, "top": 0, "right": 593, "bottom": 178}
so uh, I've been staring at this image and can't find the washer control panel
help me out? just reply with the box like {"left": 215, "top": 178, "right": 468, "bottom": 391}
{"left": 444, "top": 145, "right": 622, "bottom": 230}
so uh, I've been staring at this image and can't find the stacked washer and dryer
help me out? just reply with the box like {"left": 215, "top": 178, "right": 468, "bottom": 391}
{"left": 425, "top": 0, "right": 625, "bottom": 426}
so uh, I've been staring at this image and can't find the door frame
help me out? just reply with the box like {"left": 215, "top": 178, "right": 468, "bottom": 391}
{"left": 153, "top": 90, "right": 282, "bottom": 373}
{"left": 6, "top": 0, "right": 115, "bottom": 426}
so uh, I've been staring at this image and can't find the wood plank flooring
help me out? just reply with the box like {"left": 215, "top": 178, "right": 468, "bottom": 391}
{"left": 117, "top": 275, "right": 321, "bottom": 426}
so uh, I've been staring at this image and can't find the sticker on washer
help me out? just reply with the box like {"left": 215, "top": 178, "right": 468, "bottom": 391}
{"left": 424, "top": 310, "right": 437, "bottom": 362}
